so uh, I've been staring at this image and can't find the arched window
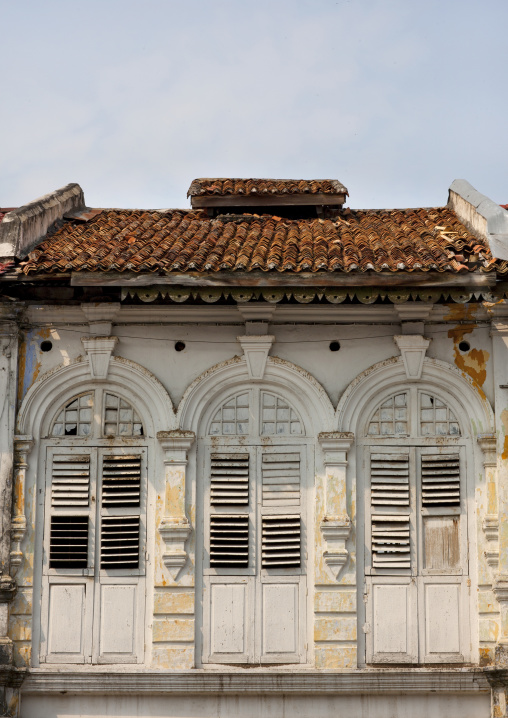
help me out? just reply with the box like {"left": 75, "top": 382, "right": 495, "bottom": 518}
{"left": 40, "top": 388, "right": 147, "bottom": 665}
{"left": 363, "top": 387, "right": 469, "bottom": 665}
{"left": 201, "top": 387, "right": 308, "bottom": 665}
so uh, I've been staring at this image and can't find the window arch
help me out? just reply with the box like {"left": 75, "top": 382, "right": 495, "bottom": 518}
{"left": 41, "top": 385, "right": 148, "bottom": 666}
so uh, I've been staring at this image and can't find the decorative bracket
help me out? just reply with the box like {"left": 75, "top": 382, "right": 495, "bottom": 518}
{"left": 157, "top": 430, "right": 195, "bottom": 580}
{"left": 237, "top": 335, "right": 274, "bottom": 380}
{"left": 318, "top": 432, "right": 355, "bottom": 580}
{"left": 81, "top": 302, "right": 121, "bottom": 336}
{"left": 10, "top": 436, "right": 34, "bottom": 572}
{"left": 393, "top": 334, "right": 430, "bottom": 380}
{"left": 81, "top": 336, "right": 118, "bottom": 379}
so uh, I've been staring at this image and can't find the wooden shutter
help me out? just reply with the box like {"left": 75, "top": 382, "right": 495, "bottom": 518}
{"left": 51, "top": 455, "right": 90, "bottom": 507}
{"left": 370, "top": 451, "right": 410, "bottom": 572}
{"left": 262, "top": 452, "right": 300, "bottom": 507}
{"left": 100, "top": 516, "right": 140, "bottom": 569}
{"left": 210, "top": 453, "right": 249, "bottom": 505}
{"left": 102, "top": 456, "right": 141, "bottom": 507}
{"left": 49, "top": 516, "right": 88, "bottom": 569}
{"left": 209, "top": 515, "right": 249, "bottom": 568}
{"left": 261, "top": 515, "right": 301, "bottom": 568}
{"left": 421, "top": 453, "right": 460, "bottom": 507}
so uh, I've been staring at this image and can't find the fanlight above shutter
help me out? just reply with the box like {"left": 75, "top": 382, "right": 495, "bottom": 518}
{"left": 261, "top": 393, "right": 303, "bottom": 436}
{"left": 367, "top": 393, "right": 408, "bottom": 437}
{"left": 420, "top": 394, "right": 460, "bottom": 436}
{"left": 209, "top": 393, "right": 249, "bottom": 435}
{"left": 210, "top": 454, "right": 249, "bottom": 505}
{"left": 103, "top": 393, "right": 143, "bottom": 437}
{"left": 52, "top": 393, "right": 93, "bottom": 437}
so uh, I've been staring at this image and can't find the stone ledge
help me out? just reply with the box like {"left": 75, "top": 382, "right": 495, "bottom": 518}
{"left": 22, "top": 669, "right": 489, "bottom": 694}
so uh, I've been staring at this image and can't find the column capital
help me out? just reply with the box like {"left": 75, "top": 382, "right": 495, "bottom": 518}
{"left": 478, "top": 433, "right": 497, "bottom": 467}
{"left": 157, "top": 430, "right": 195, "bottom": 456}
{"left": 318, "top": 432, "right": 354, "bottom": 465}
{"left": 13, "top": 436, "right": 34, "bottom": 457}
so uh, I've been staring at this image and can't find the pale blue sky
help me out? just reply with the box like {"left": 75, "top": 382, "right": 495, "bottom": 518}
{"left": 1, "top": 0, "right": 507, "bottom": 210}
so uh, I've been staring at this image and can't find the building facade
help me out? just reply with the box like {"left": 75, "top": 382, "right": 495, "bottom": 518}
{"left": 0, "top": 178, "right": 507, "bottom": 716}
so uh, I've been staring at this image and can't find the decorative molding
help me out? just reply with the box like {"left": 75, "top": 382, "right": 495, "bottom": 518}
{"left": 81, "top": 336, "right": 118, "bottom": 379}
{"left": 318, "top": 432, "right": 355, "bottom": 464}
{"left": 493, "top": 577, "right": 508, "bottom": 604}
{"left": 237, "top": 335, "right": 275, "bottom": 380}
{"left": 484, "top": 516, "right": 499, "bottom": 543}
{"left": 21, "top": 669, "right": 490, "bottom": 694}
{"left": 10, "top": 436, "right": 34, "bottom": 572}
{"left": 157, "top": 430, "right": 195, "bottom": 579}
{"left": 81, "top": 303, "right": 121, "bottom": 336}
{"left": 393, "top": 334, "right": 431, "bottom": 380}
{"left": 0, "top": 577, "right": 17, "bottom": 603}
{"left": 320, "top": 519, "right": 352, "bottom": 579}
{"left": 478, "top": 434, "right": 497, "bottom": 466}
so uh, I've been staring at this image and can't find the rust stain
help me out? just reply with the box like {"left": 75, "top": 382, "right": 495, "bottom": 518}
{"left": 479, "top": 646, "right": 494, "bottom": 666}
{"left": 445, "top": 305, "right": 489, "bottom": 390}
{"left": 501, "top": 410, "right": 508, "bottom": 460}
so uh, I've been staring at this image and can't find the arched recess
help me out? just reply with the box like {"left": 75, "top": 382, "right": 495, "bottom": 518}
{"left": 335, "top": 355, "right": 494, "bottom": 668}
{"left": 17, "top": 355, "right": 177, "bottom": 438}
{"left": 177, "top": 354, "right": 334, "bottom": 667}
{"left": 177, "top": 355, "right": 335, "bottom": 436}
{"left": 336, "top": 355, "right": 494, "bottom": 437}
{"left": 15, "top": 355, "right": 176, "bottom": 668}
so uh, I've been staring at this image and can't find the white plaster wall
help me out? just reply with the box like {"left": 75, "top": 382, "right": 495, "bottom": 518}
{"left": 20, "top": 691, "right": 491, "bottom": 718}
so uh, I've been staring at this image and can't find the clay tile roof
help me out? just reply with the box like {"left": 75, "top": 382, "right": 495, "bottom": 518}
{"left": 187, "top": 178, "right": 348, "bottom": 197}
{"left": 19, "top": 205, "right": 505, "bottom": 277}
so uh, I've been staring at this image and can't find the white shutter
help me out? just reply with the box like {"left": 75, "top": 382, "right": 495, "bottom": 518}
{"left": 262, "top": 452, "right": 300, "bottom": 507}
{"left": 101, "top": 455, "right": 141, "bottom": 507}
{"left": 51, "top": 455, "right": 90, "bottom": 507}
{"left": 261, "top": 516, "right": 301, "bottom": 568}
{"left": 210, "top": 453, "right": 249, "bottom": 505}
{"left": 421, "top": 453, "right": 460, "bottom": 507}
{"left": 209, "top": 515, "right": 249, "bottom": 568}
{"left": 369, "top": 451, "right": 410, "bottom": 572}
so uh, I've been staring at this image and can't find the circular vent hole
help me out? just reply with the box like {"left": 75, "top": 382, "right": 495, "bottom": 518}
{"left": 40, "top": 341, "right": 53, "bottom": 352}
{"left": 329, "top": 341, "right": 341, "bottom": 352}
{"left": 458, "top": 341, "right": 470, "bottom": 353}
{"left": 175, "top": 341, "right": 186, "bottom": 352}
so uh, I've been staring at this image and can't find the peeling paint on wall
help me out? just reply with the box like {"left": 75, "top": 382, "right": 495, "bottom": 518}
{"left": 17, "top": 328, "right": 50, "bottom": 405}
{"left": 445, "top": 305, "right": 490, "bottom": 390}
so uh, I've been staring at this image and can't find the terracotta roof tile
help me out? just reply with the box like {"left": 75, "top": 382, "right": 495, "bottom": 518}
{"left": 188, "top": 178, "right": 348, "bottom": 197}
{"left": 20, "top": 206, "right": 504, "bottom": 276}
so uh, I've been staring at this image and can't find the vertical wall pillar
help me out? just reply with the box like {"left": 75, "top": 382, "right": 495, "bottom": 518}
{"left": 10, "top": 438, "right": 34, "bottom": 573}
{"left": 318, "top": 432, "right": 355, "bottom": 579}
{"left": 491, "top": 319, "right": 508, "bottom": 665}
{"left": 0, "top": 321, "right": 19, "bottom": 667}
{"left": 153, "top": 430, "right": 196, "bottom": 669}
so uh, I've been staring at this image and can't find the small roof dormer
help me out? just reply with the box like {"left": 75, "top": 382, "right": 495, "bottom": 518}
{"left": 187, "top": 178, "right": 348, "bottom": 218}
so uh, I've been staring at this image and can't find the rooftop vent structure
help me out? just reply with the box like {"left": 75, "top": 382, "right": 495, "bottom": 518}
{"left": 187, "top": 178, "right": 348, "bottom": 219}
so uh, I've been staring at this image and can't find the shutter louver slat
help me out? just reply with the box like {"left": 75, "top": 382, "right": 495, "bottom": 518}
{"left": 370, "top": 452, "right": 410, "bottom": 571}
{"left": 371, "top": 515, "right": 411, "bottom": 569}
{"left": 421, "top": 454, "right": 460, "bottom": 506}
{"left": 210, "top": 515, "right": 249, "bottom": 567}
{"left": 100, "top": 516, "right": 140, "bottom": 569}
{"left": 262, "top": 515, "right": 301, "bottom": 568}
{"left": 49, "top": 516, "right": 88, "bottom": 568}
{"left": 51, "top": 456, "right": 90, "bottom": 507}
{"left": 102, "top": 456, "right": 141, "bottom": 507}
{"left": 211, "top": 454, "right": 249, "bottom": 505}
{"left": 370, "top": 453, "right": 409, "bottom": 507}
{"left": 262, "top": 453, "right": 301, "bottom": 507}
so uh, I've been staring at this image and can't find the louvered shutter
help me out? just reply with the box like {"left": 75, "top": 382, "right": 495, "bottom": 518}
{"left": 48, "top": 453, "right": 92, "bottom": 570}
{"left": 210, "top": 515, "right": 249, "bottom": 568}
{"left": 370, "top": 451, "right": 410, "bottom": 572}
{"left": 210, "top": 453, "right": 249, "bottom": 505}
{"left": 99, "top": 453, "right": 143, "bottom": 572}
{"left": 421, "top": 453, "right": 460, "bottom": 507}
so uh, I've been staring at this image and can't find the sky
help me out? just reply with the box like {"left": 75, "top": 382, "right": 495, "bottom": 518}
{"left": 1, "top": 0, "right": 507, "bottom": 211}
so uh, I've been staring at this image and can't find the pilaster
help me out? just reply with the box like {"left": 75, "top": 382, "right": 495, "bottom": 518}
{"left": 318, "top": 432, "right": 355, "bottom": 580}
